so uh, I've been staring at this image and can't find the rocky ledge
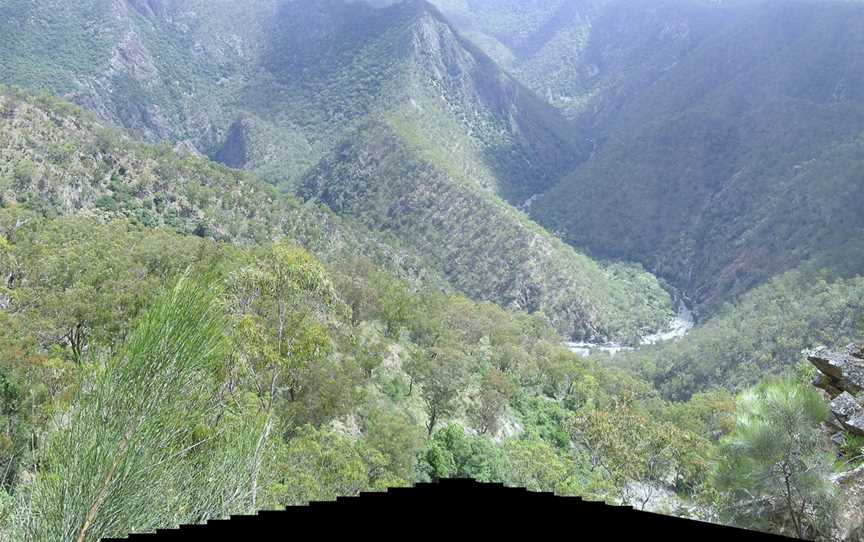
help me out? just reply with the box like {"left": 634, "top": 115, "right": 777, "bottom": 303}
{"left": 808, "top": 344, "right": 864, "bottom": 436}
{"left": 810, "top": 345, "right": 864, "bottom": 541}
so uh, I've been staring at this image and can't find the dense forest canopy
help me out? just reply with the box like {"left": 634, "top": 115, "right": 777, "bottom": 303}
{"left": 0, "top": 0, "right": 863, "bottom": 540}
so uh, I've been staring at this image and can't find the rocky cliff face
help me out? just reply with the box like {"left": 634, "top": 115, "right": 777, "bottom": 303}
{"left": 809, "top": 345, "right": 864, "bottom": 541}
{"left": 809, "top": 344, "right": 864, "bottom": 436}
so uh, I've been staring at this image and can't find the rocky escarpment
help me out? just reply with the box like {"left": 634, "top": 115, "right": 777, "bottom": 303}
{"left": 809, "top": 344, "right": 864, "bottom": 541}
{"left": 808, "top": 344, "right": 864, "bottom": 436}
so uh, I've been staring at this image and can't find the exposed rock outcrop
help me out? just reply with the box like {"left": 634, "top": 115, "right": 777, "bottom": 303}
{"left": 831, "top": 393, "right": 864, "bottom": 436}
{"left": 808, "top": 344, "right": 864, "bottom": 436}
{"left": 126, "top": 0, "right": 167, "bottom": 20}
{"left": 831, "top": 465, "right": 864, "bottom": 542}
{"left": 810, "top": 345, "right": 864, "bottom": 540}
{"left": 809, "top": 344, "right": 864, "bottom": 397}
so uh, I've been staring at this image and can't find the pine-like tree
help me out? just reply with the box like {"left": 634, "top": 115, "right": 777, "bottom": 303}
{"left": 713, "top": 378, "right": 837, "bottom": 540}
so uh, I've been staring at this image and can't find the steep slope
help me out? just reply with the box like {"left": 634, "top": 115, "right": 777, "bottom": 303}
{"left": 300, "top": 121, "right": 671, "bottom": 341}
{"left": 530, "top": 0, "right": 864, "bottom": 312}
{"left": 0, "top": 1, "right": 676, "bottom": 341}
{"left": 430, "top": 0, "right": 727, "bottom": 123}
{"left": 251, "top": 0, "right": 588, "bottom": 200}
{"left": 0, "top": 88, "right": 440, "bottom": 287}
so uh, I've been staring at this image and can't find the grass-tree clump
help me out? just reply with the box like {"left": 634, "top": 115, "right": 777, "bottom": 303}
{"left": 712, "top": 379, "right": 837, "bottom": 540}
{"left": 6, "top": 277, "right": 268, "bottom": 541}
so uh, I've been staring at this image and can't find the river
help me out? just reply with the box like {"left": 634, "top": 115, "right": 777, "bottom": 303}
{"left": 565, "top": 301, "right": 695, "bottom": 357}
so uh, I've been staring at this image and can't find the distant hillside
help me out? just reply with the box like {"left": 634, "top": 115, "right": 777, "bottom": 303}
{"left": 528, "top": 0, "right": 864, "bottom": 313}
{"left": 0, "top": 1, "right": 675, "bottom": 341}
{"left": 432, "top": 0, "right": 864, "bottom": 311}
{"left": 0, "top": 89, "right": 672, "bottom": 341}
{"left": 0, "top": 88, "right": 440, "bottom": 287}
{"left": 300, "top": 121, "right": 672, "bottom": 341}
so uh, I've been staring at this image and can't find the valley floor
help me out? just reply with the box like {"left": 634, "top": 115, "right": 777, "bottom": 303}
{"left": 566, "top": 301, "right": 695, "bottom": 356}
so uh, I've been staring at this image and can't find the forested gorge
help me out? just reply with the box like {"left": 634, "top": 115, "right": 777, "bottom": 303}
{"left": 0, "top": 85, "right": 854, "bottom": 542}
{"left": 0, "top": 205, "right": 847, "bottom": 540}
{"left": 0, "top": 0, "right": 863, "bottom": 540}
{"left": 0, "top": 0, "right": 678, "bottom": 344}
{"left": 0, "top": 210, "right": 698, "bottom": 536}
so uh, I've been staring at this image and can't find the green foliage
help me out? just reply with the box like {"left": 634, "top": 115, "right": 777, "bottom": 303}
{"left": 624, "top": 247, "right": 864, "bottom": 399}
{"left": 361, "top": 405, "right": 423, "bottom": 482}
{"left": 0, "top": 210, "right": 702, "bottom": 538}
{"left": 712, "top": 379, "right": 837, "bottom": 539}
{"left": 515, "top": 395, "right": 574, "bottom": 451}
{"left": 838, "top": 433, "right": 864, "bottom": 470}
{"left": 498, "top": 437, "right": 587, "bottom": 496}
{"left": 574, "top": 396, "right": 711, "bottom": 508}
{"left": 3, "top": 214, "right": 221, "bottom": 362}
{"left": 0, "top": 206, "right": 823, "bottom": 539}
{"left": 350, "top": 322, "right": 388, "bottom": 378}
{"left": 419, "top": 424, "right": 505, "bottom": 482}
{"left": 663, "top": 390, "right": 736, "bottom": 442}
{"left": 268, "top": 425, "right": 384, "bottom": 506}
{"left": 470, "top": 369, "right": 517, "bottom": 435}
{"left": 225, "top": 243, "right": 370, "bottom": 429}
{"left": 7, "top": 277, "right": 242, "bottom": 541}
{"left": 406, "top": 345, "right": 471, "bottom": 436}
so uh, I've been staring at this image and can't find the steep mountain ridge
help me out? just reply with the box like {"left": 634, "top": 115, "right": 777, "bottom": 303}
{"left": 0, "top": 0, "right": 675, "bottom": 341}
{"left": 0, "top": 88, "right": 441, "bottom": 287}
{"left": 0, "top": 0, "right": 586, "bottom": 197}
{"left": 429, "top": 0, "right": 721, "bottom": 123}
{"left": 530, "top": 0, "right": 864, "bottom": 311}
{"left": 247, "top": 0, "right": 587, "bottom": 199}
{"left": 300, "top": 120, "right": 672, "bottom": 340}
